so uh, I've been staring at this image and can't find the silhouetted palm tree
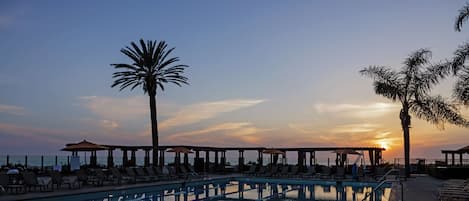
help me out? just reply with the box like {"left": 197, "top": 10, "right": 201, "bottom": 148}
{"left": 360, "top": 49, "right": 468, "bottom": 177}
{"left": 447, "top": 43, "right": 469, "bottom": 104}
{"left": 111, "top": 39, "right": 189, "bottom": 166}
{"left": 455, "top": 3, "right": 469, "bottom": 32}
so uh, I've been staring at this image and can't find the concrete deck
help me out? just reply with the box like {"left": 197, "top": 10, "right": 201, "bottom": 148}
{"left": 390, "top": 174, "right": 443, "bottom": 201}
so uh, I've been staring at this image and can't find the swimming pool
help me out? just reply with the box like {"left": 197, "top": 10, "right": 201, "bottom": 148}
{"left": 30, "top": 177, "right": 391, "bottom": 201}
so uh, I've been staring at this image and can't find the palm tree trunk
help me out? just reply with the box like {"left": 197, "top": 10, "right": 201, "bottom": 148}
{"left": 400, "top": 106, "right": 411, "bottom": 177}
{"left": 149, "top": 93, "right": 159, "bottom": 167}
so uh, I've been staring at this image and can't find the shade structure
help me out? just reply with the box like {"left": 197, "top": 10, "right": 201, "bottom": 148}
{"left": 61, "top": 140, "right": 108, "bottom": 151}
{"left": 262, "top": 149, "right": 285, "bottom": 155}
{"left": 166, "top": 147, "right": 194, "bottom": 154}
{"left": 332, "top": 149, "right": 361, "bottom": 155}
{"left": 457, "top": 145, "right": 469, "bottom": 153}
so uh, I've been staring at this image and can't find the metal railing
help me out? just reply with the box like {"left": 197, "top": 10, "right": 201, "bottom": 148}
{"left": 362, "top": 168, "right": 404, "bottom": 201}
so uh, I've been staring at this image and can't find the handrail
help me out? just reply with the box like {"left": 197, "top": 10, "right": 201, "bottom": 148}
{"left": 362, "top": 168, "right": 402, "bottom": 201}
{"left": 377, "top": 168, "right": 399, "bottom": 182}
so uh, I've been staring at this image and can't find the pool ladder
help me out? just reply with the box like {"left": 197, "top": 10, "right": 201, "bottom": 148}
{"left": 361, "top": 168, "right": 404, "bottom": 201}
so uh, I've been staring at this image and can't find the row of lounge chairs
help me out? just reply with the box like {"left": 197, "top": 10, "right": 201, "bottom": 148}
{"left": 0, "top": 165, "right": 201, "bottom": 195}
{"left": 439, "top": 179, "right": 469, "bottom": 201}
{"left": 78, "top": 166, "right": 202, "bottom": 186}
{"left": 243, "top": 165, "right": 374, "bottom": 180}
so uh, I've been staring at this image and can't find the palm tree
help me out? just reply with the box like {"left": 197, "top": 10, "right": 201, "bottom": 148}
{"left": 455, "top": 3, "right": 469, "bottom": 32}
{"left": 360, "top": 49, "right": 468, "bottom": 177}
{"left": 111, "top": 39, "right": 189, "bottom": 166}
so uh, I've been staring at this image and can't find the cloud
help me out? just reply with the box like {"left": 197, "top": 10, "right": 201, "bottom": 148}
{"left": 0, "top": 104, "right": 26, "bottom": 115}
{"left": 79, "top": 96, "right": 149, "bottom": 121}
{"left": 314, "top": 102, "right": 399, "bottom": 118}
{"left": 288, "top": 123, "right": 318, "bottom": 134}
{"left": 165, "top": 122, "right": 273, "bottom": 146}
{"left": 159, "top": 99, "right": 265, "bottom": 130}
{"left": 330, "top": 123, "right": 380, "bottom": 133}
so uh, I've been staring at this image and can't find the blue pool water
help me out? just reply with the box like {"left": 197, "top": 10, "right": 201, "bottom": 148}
{"left": 31, "top": 177, "right": 391, "bottom": 201}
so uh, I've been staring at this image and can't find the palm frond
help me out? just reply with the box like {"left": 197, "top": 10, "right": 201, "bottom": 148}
{"left": 451, "top": 42, "right": 469, "bottom": 74}
{"left": 373, "top": 81, "right": 402, "bottom": 102}
{"left": 403, "top": 48, "right": 431, "bottom": 75}
{"left": 454, "top": 70, "right": 469, "bottom": 105}
{"left": 411, "top": 96, "right": 469, "bottom": 129}
{"left": 455, "top": 3, "right": 469, "bottom": 32}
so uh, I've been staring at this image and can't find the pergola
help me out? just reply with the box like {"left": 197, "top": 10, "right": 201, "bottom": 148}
{"left": 442, "top": 145, "right": 469, "bottom": 166}
{"left": 63, "top": 141, "right": 385, "bottom": 173}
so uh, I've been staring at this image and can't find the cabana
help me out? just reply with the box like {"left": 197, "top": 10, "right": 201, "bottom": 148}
{"left": 441, "top": 145, "right": 469, "bottom": 166}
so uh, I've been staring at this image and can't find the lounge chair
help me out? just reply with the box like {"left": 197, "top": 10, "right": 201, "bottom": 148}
{"left": 23, "top": 171, "right": 52, "bottom": 192}
{"left": 261, "top": 165, "right": 278, "bottom": 177}
{"left": 243, "top": 165, "right": 256, "bottom": 175}
{"left": 110, "top": 168, "right": 134, "bottom": 184}
{"left": 278, "top": 165, "right": 290, "bottom": 177}
{"left": 61, "top": 176, "right": 81, "bottom": 189}
{"left": 180, "top": 166, "right": 200, "bottom": 179}
{"left": 255, "top": 166, "right": 267, "bottom": 176}
{"left": 287, "top": 166, "right": 299, "bottom": 178}
{"left": 145, "top": 167, "right": 160, "bottom": 181}
{"left": 439, "top": 182, "right": 469, "bottom": 201}
{"left": 126, "top": 167, "right": 150, "bottom": 182}
{"left": 51, "top": 171, "right": 63, "bottom": 190}
{"left": 162, "top": 166, "right": 178, "bottom": 179}
{"left": 154, "top": 167, "right": 170, "bottom": 180}
{"left": 301, "top": 166, "right": 316, "bottom": 178}
{"left": 135, "top": 167, "right": 157, "bottom": 181}
{"left": 318, "top": 166, "right": 332, "bottom": 179}
{"left": 88, "top": 169, "right": 106, "bottom": 186}
{"left": 334, "top": 167, "right": 345, "bottom": 180}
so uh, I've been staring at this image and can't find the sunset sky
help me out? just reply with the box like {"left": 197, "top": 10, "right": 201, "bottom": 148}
{"left": 1, "top": 1, "right": 469, "bottom": 161}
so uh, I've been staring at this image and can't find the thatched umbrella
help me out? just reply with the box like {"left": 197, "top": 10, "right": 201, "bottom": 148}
{"left": 61, "top": 140, "right": 108, "bottom": 167}
{"left": 167, "top": 147, "right": 193, "bottom": 167}
{"left": 332, "top": 149, "right": 362, "bottom": 167}
{"left": 263, "top": 149, "right": 285, "bottom": 166}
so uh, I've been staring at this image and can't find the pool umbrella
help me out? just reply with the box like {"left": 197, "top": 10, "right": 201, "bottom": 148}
{"left": 61, "top": 140, "right": 108, "bottom": 151}
{"left": 61, "top": 140, "right": 108, "bottom": 167}
{"left": 167, "top": 147, "right": 194, "bottom": 154}
{"left": 332, "top": 149, "right": 361, "bottom": 167}
{"left": 167, "top": 147, "right": 193, "bottom": 167}
{"left": 263, "top": 149, "right": 285, "bottom": 166}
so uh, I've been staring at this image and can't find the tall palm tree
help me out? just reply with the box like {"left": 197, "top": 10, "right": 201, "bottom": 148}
{"left": 360, "top": 49, "right": 468, "bottom": 177}
{"left": 455, "top": 3, "right": 469, "bottom": 32}
{"left": 111, "top": 39, "right": 189, "bottom": 166}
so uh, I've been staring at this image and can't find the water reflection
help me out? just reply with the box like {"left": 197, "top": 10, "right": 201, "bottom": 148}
{"left": 66, "top": 180, "right": 391, "bottom": 201}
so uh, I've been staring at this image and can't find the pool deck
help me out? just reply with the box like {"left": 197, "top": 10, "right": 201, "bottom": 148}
{"left": 390, "top": 174, "right": 443, "bottom": 201}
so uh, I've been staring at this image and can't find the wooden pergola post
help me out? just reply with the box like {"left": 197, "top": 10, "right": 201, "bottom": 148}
{"left": 130, "top": 150, "right": 136, "bottom": 166}
{"left": 159, "top": 149, "right": 165, "bottom": 167}
{"left": 452, "top": 153, "right": 455, "bottom": 166}
{"left": 144, "top": 149, "right": 150, "bottom": 167}
{"left": 258, "top": 150, "right": 263, "bottom": 166}
{"left": 107, "top": 149, "right": 114, "bottom": 168}
{"left": 122, "top": 149, "right": 128, "bottom": 167}
{"left": 445, "top": 153, "right": 448, "bottom": 166}
{"left": 238, "top": 150, "right": 244, "bottom": 171}
{"left": 460, "top": 153, "right": 463, "bottom": 166}
{"left": 214, "top": 151, "right": 219, "bottom": 169}
{"left": 205, "top": 151, "right": 210, "bottom": 172}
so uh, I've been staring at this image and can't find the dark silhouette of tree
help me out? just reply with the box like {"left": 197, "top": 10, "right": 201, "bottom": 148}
{"left": 452, "top": 3, "right": 469, "bottom": 104}
{"left": 455, "top": 3, "right": 469, "bottom": 32}
{"left": 360, "top": 49, "right": 468, "bottom": 177}
{"left": 111, "top": 39, "right": 189, "bottom": 166}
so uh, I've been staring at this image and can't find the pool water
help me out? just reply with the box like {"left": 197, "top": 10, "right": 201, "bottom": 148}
{"left": 31, "top": 177, "right": 391, "bottom": 201}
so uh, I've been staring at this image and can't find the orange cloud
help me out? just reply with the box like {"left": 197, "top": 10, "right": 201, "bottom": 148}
{"left": 159, "top": 99, "right": 265, "bottom": 130}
